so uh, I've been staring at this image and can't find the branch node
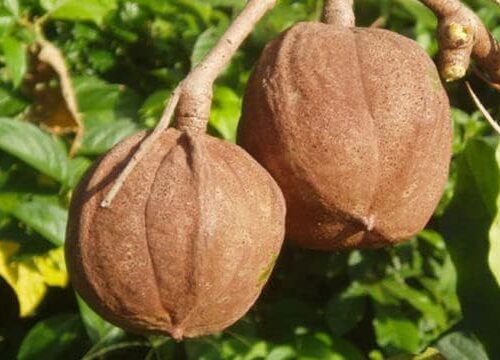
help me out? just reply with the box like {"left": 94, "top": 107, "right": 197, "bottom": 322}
{"left": 446, "top": 22, "right": 473, "bottom": 47}
{"left": 443, "top": 64, "right": 467, "bottom": 82}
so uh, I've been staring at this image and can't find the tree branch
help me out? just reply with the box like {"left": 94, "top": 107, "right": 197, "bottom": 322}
{"left": 419, "top": 0, "right": 500, "bottom": 82}
{"left": 101, "top": 0, "right": 277, "bottom": 208}
{"left": 322, "top": 0, "right": 355, "bottom": 27}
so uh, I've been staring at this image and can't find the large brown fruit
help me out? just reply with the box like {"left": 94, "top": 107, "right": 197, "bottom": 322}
{"left": 238, "top": 22, "right": 452, "bottom": 250}
{"left": 66, "top": 128, "right": 285, "bottom": 339}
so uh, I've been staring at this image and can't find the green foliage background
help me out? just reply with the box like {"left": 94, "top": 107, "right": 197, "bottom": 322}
{"left": 0, "top": 0, "right": 499, "bottom": 359}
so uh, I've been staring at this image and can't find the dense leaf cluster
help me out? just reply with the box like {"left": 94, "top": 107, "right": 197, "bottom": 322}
{"left": 0, "top": 0, "right": 499, "bottom": 359}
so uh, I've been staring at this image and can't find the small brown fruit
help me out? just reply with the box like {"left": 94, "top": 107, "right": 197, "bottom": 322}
{"left": 66, "top": 129, "right": 285, "bottom": 339}
{"left": 238, "top": 22, "right": 452, "bottom": 250}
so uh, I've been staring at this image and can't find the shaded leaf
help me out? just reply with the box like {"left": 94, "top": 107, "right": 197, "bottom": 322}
{"left": 325, "top": 291, "right": 366, "bottom": 336}
{"left": 17, "top": 314, "right": 86, "bottom": 360}
{"left": 441, "top": 138, "right": 500, "bottom": 358}
{"left": 488, "top": 144, "right": 500, "bottom": 286}
{"left": 435, "top": 331, "right": 488, "bottom": 360}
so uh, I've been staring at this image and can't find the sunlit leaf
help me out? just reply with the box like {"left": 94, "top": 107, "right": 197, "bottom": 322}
{"left": 67, "top": 156, "right": 92, "bottom": 188}
{"left": 78, "top": 120, "right": 139, "bottom": 155}
{"left": 0, "top": 118, "right": 69, "bottom": 183}
{"left": 209, "top": 86, "right": 241, "bottom": 142}
{"left": 77, "top": 295, "right": 120, "bottom": 343}
{"left": 43, "top": 0, "right": 117, "bottom": 25}
{"left": 267, "top": 345, "right": 296, "bottom": 360}
{"left": 0, "top": 193, "right": 68, "bottom": 246}
{"left": 0, "top": 87, "right": 28, "bottom": 116}
{"left": 0, "top": 242, "right": 67, "bottom": 317}
{"left": 4, "top": 0, "right": 19, "bottom": 17}
{"left": 373, "top": 306, "right": 420, "bottom": 353}
{"left": 191, "top": 25, "right": 226, "bottom": 68}
{"left": 2, "top": 36, "right": 27, "bottom": 87}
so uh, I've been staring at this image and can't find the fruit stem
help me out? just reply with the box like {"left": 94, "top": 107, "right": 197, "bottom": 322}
{"left": 322, "top": 0, "right": 355, "bottom": 27}
{"left": 101, "top": 0, "right": 277, "bottom": 208}
{"left": 174, "top": 0, "right": 277, "bottom": 133}
{"left": 419, "top": 0, "right": 500, "bottom": 82}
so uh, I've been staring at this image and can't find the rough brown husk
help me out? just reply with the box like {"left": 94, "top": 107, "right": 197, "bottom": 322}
{"left": 65, "top": 128, "right": 285, "bottom": 339}
{"left": 238, "top": 22, "right": 452, "bottom": 250}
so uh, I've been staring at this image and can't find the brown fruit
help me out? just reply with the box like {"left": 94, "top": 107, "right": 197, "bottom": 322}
{"left": 65, "top": 128, "right": 285, "bottom": 339}
{"left": 238, "top": 22, "right": 452, "bottom": 250}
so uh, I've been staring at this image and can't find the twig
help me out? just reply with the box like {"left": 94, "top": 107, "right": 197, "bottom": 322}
{"left": 419, "top": 0, "right": 500, "bottom": 83}
{"left": 101, "top": 0, "right": 277, "bottom": 208}
{"left": 100, "top": 87, "right": 181, "bottom": 207}
{"left": 472, "top": 66, "right": 500, "bottom": 91}
{"left": 370, "top": 16, "right": 386, "bottom": 28}
{"left": 322, "top": 0, "right": 355, "bottom": 27}
{"left": 465, "top": 81, "right": 500, "bottom": 135}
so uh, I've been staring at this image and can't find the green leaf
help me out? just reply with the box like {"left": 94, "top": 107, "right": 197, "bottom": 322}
{"left": 380, "top": 279, "right": 447, "bottom": 328}
{"left": 77, "top": 295, "right": 120, "bottom": 343}
{"left": 0, "top": 87, "right": 28, "bottom": 116}
{"left": 74, "top": 76, "right": 141, "bottom": 126}
{"left": 296, "top": 334, "right": 336, "bottom": 360}
{"left": 43, "top": 0, "right": 117, "bottom": 25}
{"left": 441, "top": 138, "right": 500, "bottom": 358}
{"left": 296, "top": 333, "right": 365, "bottom": 360}
{"left": 209, "top": 86, "right": 241, "bottom": 142}
{"left": 78, "top": 120, "right": 139, "bottom": 155}
{"left": 0, "top": 193, "right": 68, "bottom": 246}
{"left": 0, "top": 118, "right": 69, "bottom": 183}
{"left": 435, "top": 331, "right": 489, "bottom": 360}
{"left": 488, "top": 144, "right": 500, "bottom": 287}
{"left": 267, "top": 345, "right": 296, "bottom": 360}
{"left": 393, "top": 0, "right": 437, "bottom": 28}
{"left": 67, "top": 157, "right": 92, "bottom": 188}
{"left": 2, "top": 36, "right": 27, "bottom": 87}
{"left": 191, "top": 25, "right": 225, "bottom": 68}
{"left": 76, "top": 295, "right": 124, "bottom": 343}
{"left": 185, "top": 337, "right": 223, "bottom": 360}
{"left": 4, "top": 0, "right": 19, "bottom": 17}
{"left": 330, "top": 337, "right": 366, "bottom": 360}
{"left": 139, "top": 90, "right": 171, "bottom": 128}
{"left": 17, "top": 314, "right": 86, "bottom": 360}
{"left": 387, "top": 347, "right": 444, "bottom": 360}
{"left": 325, "top": 291, "right": 366, "bottom": 336}
{"left": 373, "top": 306, "right": 420, "bottom": 353}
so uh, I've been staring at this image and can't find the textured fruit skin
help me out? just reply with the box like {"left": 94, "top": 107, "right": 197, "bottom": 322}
{"left": 65, "top": 129, "right": 285, "bottom": 339}
{"left": 238, "top": 22, "right": 452, "bottom": 250}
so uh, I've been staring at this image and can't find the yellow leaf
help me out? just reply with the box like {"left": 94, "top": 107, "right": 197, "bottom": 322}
{"left": 0, "top": 241, "right": 68, "bottom": 317}
{"left": 34, "top": 246, "right": 68, "bottom": 287}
